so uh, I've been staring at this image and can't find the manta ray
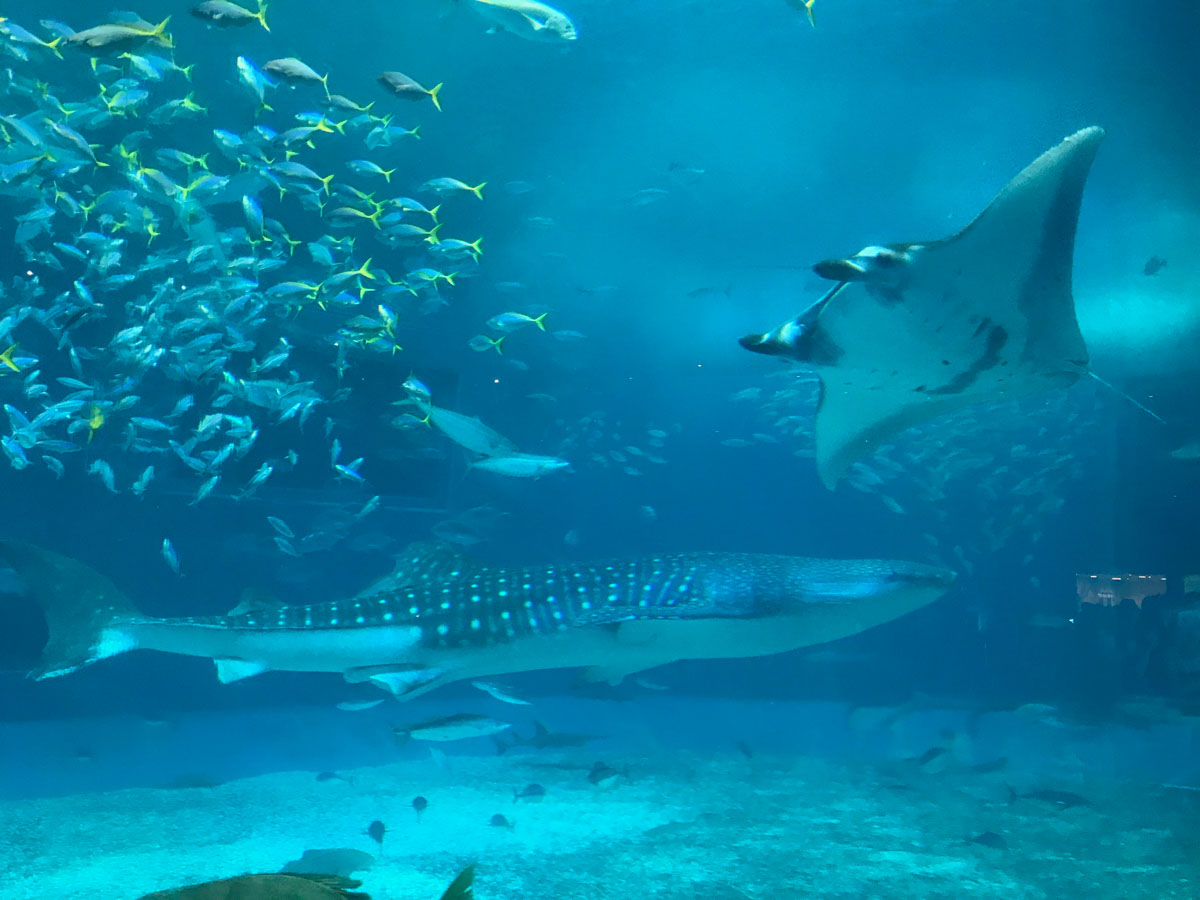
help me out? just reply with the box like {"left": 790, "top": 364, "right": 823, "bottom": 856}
{"left": 0, "top": 541, "right": 953, "bottom": 699}
{"left": 740, "top": 126, "right": 1105, "bottom": 489}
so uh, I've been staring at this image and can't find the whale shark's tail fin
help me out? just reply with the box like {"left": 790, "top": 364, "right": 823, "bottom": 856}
{"left": 0, "top": 542, "right": 141, "bottom": 679}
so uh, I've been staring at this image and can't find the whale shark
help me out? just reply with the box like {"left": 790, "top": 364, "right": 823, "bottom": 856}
{"left": 0, "top": 541, "right": 954, "bottom": 699}
{"left": 740, "top": 126, "right": 1105, "bottom": 489}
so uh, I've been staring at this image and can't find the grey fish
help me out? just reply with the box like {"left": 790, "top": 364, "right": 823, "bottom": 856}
{"left": 427, "top": 405, "right": 520, "bottom": 456}
{"left": 395, "top": 712, "right": 512, "bottom": 742}
{"left": 65, "top": 18, "right": 172, "bottom": 53}
{"left": 377, "top": 71, "right": 442, "bottom": 109}
{"left": 2, "top": 542, "right": 954, "bottom": 700}
{"left": 464, "top": 0, "right": 577, "bottom": 42}
{"left": 471, "top": 453, "right": 570, "bottom": 478}
{"left": 1007, "top": 786, "right": 1093, "bottom": 809}
{"left": 190, "top": 0, "right": 269, "bottom": 31}
{"left": 263, "top": 57, "right": 330, "bottom": 95}
{"left": 493, "top": 720, "right": 596, "bottom": 754}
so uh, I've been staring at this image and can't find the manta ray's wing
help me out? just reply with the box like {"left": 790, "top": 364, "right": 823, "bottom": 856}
{"left": 740, "top": 126, "right": 1104, "bottom": 489}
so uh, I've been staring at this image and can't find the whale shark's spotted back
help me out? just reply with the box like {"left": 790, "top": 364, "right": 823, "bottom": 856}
{"left": 184, "top": 546, "right": 954, "bottom": 653}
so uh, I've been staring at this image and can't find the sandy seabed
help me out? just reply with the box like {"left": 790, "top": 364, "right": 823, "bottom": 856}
{"left": 2, "top": 739, "right": 1198, "bottom": 900}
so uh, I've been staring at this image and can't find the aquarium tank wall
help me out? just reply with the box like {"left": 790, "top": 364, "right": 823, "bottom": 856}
{"left": 1, "top": 1, "right": 1198, "bottom": 897}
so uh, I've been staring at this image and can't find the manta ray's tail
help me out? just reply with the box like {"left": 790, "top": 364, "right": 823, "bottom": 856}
{"left": 0, "top": 542, "right": 142, "bottom": 680}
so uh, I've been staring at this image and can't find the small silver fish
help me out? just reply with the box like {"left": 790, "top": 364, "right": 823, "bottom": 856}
{"left": 336, "top": 699, "right": 386, "bottom": 712}
{"left": 267, "top": 515, "right": 294, "bottom": 538}
{"left": 191, "top": 474, "right": 220, "bottom": 505}
{"left": 274, "top": 536, "right": 301, "bottom": 558}
{"left": 161, "top": 538, "right": 181, "bottom": 575}
{"left": 472, "top": 454, "right": 571, "bottom": 478}
{"left": 471, "top": 680, "right": 532, "bottom": 706}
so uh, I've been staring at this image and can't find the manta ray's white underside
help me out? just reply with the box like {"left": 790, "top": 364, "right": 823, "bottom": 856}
{"left": 741, "top": 127, "right": 1104, "bottom": 488}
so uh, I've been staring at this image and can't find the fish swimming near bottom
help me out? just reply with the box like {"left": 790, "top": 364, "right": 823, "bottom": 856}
{"left": 136, "top": 873, "right": 368, "bottom": 899}
{"left": 1007, "top": 786, "right": 1093, "bottom": 810}
{"left": 135, "top": 864, "right": 475, "bottom": 899}
{"left": 0, "top": 541, "right": 954, "bottom": 700}
{"left": 493, "top": 720, "right": 597, "bottom": 754}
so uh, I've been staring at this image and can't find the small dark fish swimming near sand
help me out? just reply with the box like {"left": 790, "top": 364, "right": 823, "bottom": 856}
{"left": 735, "top": 740, "right": 754, "bottom": 759}
{"left": 316, "top": 771, "right": 353, "bottom": 783}
{"left": 913, "top": 745, "right": 948, "bottom": 767}
{"left": 587, "top": 761, "right": 622, "bottom": 789}
{"left": 1007, "top": 786, "right": 1093, "bottom": 809}
{"left": 365, "top": 819, "right": 387, "bottom": 845}
{"left": 514, "top": 783, "right": 546, "bottom": 802}
{"left": 413, "top": 795, "right": 429, "bottom": 820}
{"left": 489, "top": 813, "right": 515, "bottom": 829}
{"left": 968, "top": 831, "right": 1008, "bottom": 849}
{"left": 1143, "top": 255, "right": 1168, "bottom": 276}
{"left": 493, "top": 720, "right": 596, "bottom": 753}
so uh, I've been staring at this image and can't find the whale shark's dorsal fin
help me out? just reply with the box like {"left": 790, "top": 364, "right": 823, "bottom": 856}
{"left": 227, "top": 587, "right": 283, "bottom": 617}
{"left": 741, "top": 126, "right": 1104, "bottom": 489}
{"left": 382, "top": 541, "right": 480, "bottom": 588}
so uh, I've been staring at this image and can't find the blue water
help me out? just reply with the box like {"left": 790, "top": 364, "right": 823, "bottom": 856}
{"left": 1, "top": 1, "right": 1199, "bottom": 897}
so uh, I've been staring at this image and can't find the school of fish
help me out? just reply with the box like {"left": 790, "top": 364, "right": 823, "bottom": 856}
{"left": 0, "top": 4, "right": 580, "bottom": 546}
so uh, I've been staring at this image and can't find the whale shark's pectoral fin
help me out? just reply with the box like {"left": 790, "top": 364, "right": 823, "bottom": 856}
{"left": 215, "top": 658, "right": 269, "bottom": 683}
{"left": 576, "top": 620, "right": 682, "bottom": 685}
{"left": 346, "top": 663, "right": 448, "bottom": 698}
